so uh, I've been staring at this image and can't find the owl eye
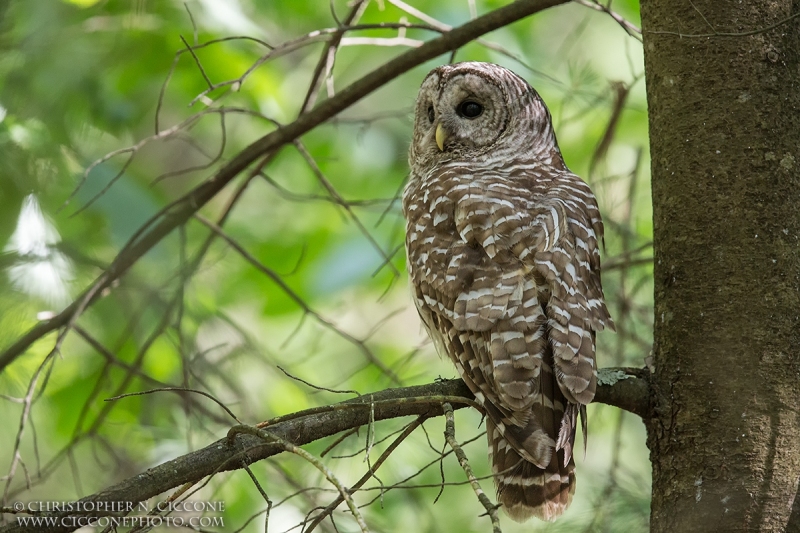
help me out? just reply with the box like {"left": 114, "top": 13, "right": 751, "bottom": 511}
{"left": 457, "top": 100, "right": 483, "bottom": 119}
{"left": 427, "top": 106, "right": 435, "bottom": 123}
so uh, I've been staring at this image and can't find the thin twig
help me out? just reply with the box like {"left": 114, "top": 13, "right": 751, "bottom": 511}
{"left": 589, "top": 81, "right": 630, "bottom": 177}
{"left": 301, "top": 0, "right": 369, "bottom": 111}
{"left": 292, "top": 141, "right": 400, "bottom": 277}
{"left": 179, "top": 34, "right": 214, "bottom": 88}
{"left": 304, "top": 415, "right": 426, "bottom": 533}
{"left": 1, "top": 279, "right": 105, "bottom": 508}
{"left": 118, "top": 481, "right": 196, "bottom": 533}
{"left": 105, "top": 387, "right": 241, "bottom": 423}
{"left": 228, "top": 425, "right": 369, "bottom": 533}
{"left": 242, "top": 465, "right": 273, "bottom": 533}
{"left": 277, "top": 366, "right": 360, "bottom": 396}
{"left": 574, "top": 0, "right": 642, "bottom": 40}
{"left": 320, "top": 428, "right": 360, "bottom": 458}
{"left": 187, "top": 23, "right": 444, "bottom": 107}
{"left": 195, "top": 214, "right": 401, "bottom": 384}
{"left": 441, "top": 403, "right": 502, "bottom": 533}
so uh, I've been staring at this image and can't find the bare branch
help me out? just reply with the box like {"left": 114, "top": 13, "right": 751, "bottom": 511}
{"left": 574, "top": 0, "right": 642, "bottom": 40}
{"left": 0, "top": 370, "right": 647, "bottom": 533}
{"left": 104, "top": 387, "right": 241, "bottom": 424}
{"left": 442, "top": 402, "right": 502, "bottom": 533}
{"left": 301, "top": 0, "right": 369, "bottom": 113}
{"left": 595, "top": 367, "right": 649, "bottom": 418}
{"left": 292, "top": 141, "right": 400, "bottom": 278}
{"left": 305, "top": 416, "right": 426, "bottom": 533}
{"left": 228, "top": 425, "right": 369, "bottom": 533}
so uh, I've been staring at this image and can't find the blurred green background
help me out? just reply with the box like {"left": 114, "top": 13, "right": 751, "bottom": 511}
{"left": 0, "top": 0, "right": 652, "bottom": 531}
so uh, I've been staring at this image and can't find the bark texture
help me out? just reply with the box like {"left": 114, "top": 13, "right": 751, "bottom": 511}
{"left": 641, "top": 1, "right": 800, "bottom": 531}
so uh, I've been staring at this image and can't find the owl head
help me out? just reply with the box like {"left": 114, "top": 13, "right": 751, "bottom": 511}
{"left": 408, "top": 62, "right": 563, "bottom": 176}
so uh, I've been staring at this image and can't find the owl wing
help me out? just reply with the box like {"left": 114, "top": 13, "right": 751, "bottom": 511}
{"left": 452, "top": 178, "right": 612, "bottom": 405}
{"left": 407, "top": 174, "right": 612, "bottom": 465}
{"left": 406, "top": 178, "right": 542, "bottom": 455}
{"left": 530, "top": 176, "right": 615, "bottom": 411}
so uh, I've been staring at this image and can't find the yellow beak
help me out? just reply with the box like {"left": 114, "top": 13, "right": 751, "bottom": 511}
{"left": 435, "top": 123, "right": 447, "bottom": 151}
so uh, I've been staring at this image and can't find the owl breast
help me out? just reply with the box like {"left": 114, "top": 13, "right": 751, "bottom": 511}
{"left": 407, "top": 168, "right": 498, "bottom": 308}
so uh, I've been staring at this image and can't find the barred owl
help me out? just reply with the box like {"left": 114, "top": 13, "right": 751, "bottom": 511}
{"left": 403, "top": 62, "right": 614, "bottom": 521}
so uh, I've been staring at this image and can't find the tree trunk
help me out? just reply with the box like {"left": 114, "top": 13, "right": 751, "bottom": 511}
{"left": 641, "top": 1, "right": 800, "bottom": 531}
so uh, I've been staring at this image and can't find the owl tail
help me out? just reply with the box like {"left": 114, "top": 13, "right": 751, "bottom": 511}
{"left": 487, "top": 417, "right": 576, "bottom": 522}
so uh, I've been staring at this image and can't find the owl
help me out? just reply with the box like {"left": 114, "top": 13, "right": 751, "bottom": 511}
{"left": 403, "top": 62, "right": 614, "bottom": 522}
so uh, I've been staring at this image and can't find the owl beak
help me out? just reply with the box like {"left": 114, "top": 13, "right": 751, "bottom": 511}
{"left": 435, "top": 123, "right": 447, "bottom": 151}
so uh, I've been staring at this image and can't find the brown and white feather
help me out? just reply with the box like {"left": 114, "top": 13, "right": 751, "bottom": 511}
{"left": 404, "top": 62, "right": 613, "bottom": 522}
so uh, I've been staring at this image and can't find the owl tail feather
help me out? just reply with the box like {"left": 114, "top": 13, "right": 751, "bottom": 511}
{"left": 487, "top": 418, "right": 576, "bottom": 522}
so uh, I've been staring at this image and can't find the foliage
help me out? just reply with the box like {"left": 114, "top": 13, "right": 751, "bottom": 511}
{"left": 0, "top": 1, "right": 652, "bottom": 532}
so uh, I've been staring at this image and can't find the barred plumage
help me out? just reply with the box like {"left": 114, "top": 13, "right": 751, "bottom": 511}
{"left": 403, "top": 62, "right": 614, "bottom": 521}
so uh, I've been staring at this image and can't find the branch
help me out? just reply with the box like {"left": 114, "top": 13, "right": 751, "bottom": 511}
{"left": 0, "top": 369, "right": 648, "bottom": 533}
{"left": 442, "top": 402, "right": 502, "bottom": 533}
{"left": 0, "top": 0, "right": 569, "bottom": 374}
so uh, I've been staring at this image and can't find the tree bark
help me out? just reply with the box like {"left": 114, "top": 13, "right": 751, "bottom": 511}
{"left": 641, "top": 1, "right": 800, "bottom": 531}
